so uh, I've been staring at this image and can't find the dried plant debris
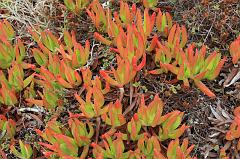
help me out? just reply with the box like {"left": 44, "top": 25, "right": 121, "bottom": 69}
{"left": 172, "top": 0, "right": 240, "bottom": 51}
{"left": 0, "top": 0, "right": 58, "bottom": 37}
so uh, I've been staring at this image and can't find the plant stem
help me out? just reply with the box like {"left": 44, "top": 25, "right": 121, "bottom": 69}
{"left": 119, "top": 87, "right": 124, "bottom": 102}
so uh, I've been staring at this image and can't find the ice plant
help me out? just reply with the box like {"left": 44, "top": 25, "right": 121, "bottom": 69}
{"left": 142, "top": 0, "right": 158, "bottom": 9}
{"left": 0, "top": 115, "right": 16, "bottom": 139}
{"left": 10, "top": 140, "right": 33, "bottom": 159}
{"left": 101, "top": 100, "right": 126, "bottom": 127}
{"left": 81, "top": 67, "right": 92, "bottom": 88}
{"left": 68, "top": 117, "right": 94, "bottom": 147}
{"left": 64, "top": 0, "right": 89, "bottom": 14}
{"left": 100, "top": 54, "right": 145, "bottom": 101}
{"left": 0, "top": 38, "right": 23, "bottom": 69}
{"left": 94, "top": 32, "right": 113, "bottom": 45}
{"left": 165, "top": 138, "right": 196, "bottom": 159}
{"left": 92, "top": 133, "right": 129, "bottom": 158}
{"left": 75, "top": 86, "right": 108, "bottom": 118}
{"left": 0, "top": 20, "right": 15, "bottom": 40}
{"left": 8, "top": 62, "right": 35, "bottom": 91}
{"left": 146, "top": 34, "right": 159, "bottom": 52}
{"left": 34, "top": 50, "right": 82, "bottom": 89}
{"left": 0, "top": 83, "right": 18, "bottom": 105}
{"left": 86, "top": 0, "right": 111, "bottom": 32}
{"left": 68, "top": 118, "right": 93, "bottom": 158}
{"left": 90, "top": 1, "right": 145, "bottom": 47}
{"left": 161, "top": 44, "right": 226, "bottom": 97}
{"left": 92, "top": 18, "right": 123, "bottom": 46}
{"left": 137, "top": 135, "right": 161, "bottom": 158}
{"left": 26, "top": 68, "right": 62, "bottom": 110}
{"left": 32, "top": 30, "right": 90, "bottom": 69}
{"left": 32, "top": 48, "right": 48, "bottom": 66}
{"left": 229, "top": 35, "right": 240, "bottom": 64}
{"left": 0, "top": 62, "right": 34, "bottom": 104}
{"left": 114, "top": 1, "right": 136, "bottom": 27}
{"left": 219, "top": 148, "right": 229, "bottom": 159}
{"left": 115, "top": 24, "right": 146, "bottom": 62}
{"left": 128, "top": 150, "right": 142, "bottom": 159}
{"left": 149, "top": 41, "right": 174, "bottom": 75}
{"left": 81, "top": 67, "right": 110, "bottom": 94}
{"left": 158, "top": 111, "right": 188, "bottom": 141}
{"left": 226, "top": 106, "right": 240, "bottom": 151}
{"left": 48, "top": 53, "right": 61, "bottom": 75}
{"left": 56, "top": 60, "right": 82, "bottom": 88}
{"left": 36, "top": 119, "right": 79, "bottom": 158}
{"left": 0, "top": 3, "right": 235, "bottom": 159}
{"left": 127, "top": 114, "right": 142, "bottom": 141}
{"left": 156, "top": 9, "right": 173, "bottom": 37}
{"left": 137, "top": 94, "right": 164, "bottom": 127}
{"left": 91, "top": 2, "right": 158, "bottom": 48}
{"left": 15, "top": 39, "right": 28, "bottom": 64}
{"left": 29, "top": 29, "right": 60, "bottom": 52}
{"left": 91, "top": 2, "right": 143, "bottom": 47}
{"left": 91, "top": 74, "right": 110, "bottom": 94}
{"left": 26, "top": 89, "right": 60, "bottom": 110}
{"left": 0, "top": 36, "right": 33, "bottom": 70}
{"left": 0, "top": 71, "right": 18, "bottom": 105}
{"left": 36, "top": 119, "right": 64, "bottom": 144}
{"left": 100, "top": 55, "right": 145, "bottom": 88}
{"left": 167, "top": 24, "right": 188, "bottom": 49}
{"left": 63, "top": 30, "right": 74, "bottom": 49}
{"left": 88, "top": 0, "right": 136, "bottom": 35}
{"left": 148, "top": 24, "right": 187, "bottom": 74}
{"left": 153, "top": 138, "right": 196, "bottom": 159}
{"left": 39, "top": 135, "right": 79, "bottom": 158}
{"left": 59, "top": 36, "right": 90, "bottom": 69}
{"left": 136, "top": 8, "right": 156, "bottom": 38}
{"left": 70, "top": 38, "right": 90, "bottom": 68}
{"left": 34, "top": 67, "right": 58, "bottom": 88}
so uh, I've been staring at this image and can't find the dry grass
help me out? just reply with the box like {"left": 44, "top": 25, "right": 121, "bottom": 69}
{"left": 0, "top": 0, "right": 58, "bottom": 38}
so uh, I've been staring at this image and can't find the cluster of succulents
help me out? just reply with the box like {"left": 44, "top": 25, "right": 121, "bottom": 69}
{"left": 0, "top": 0, "right": 239, "bottom": 158}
